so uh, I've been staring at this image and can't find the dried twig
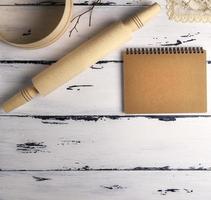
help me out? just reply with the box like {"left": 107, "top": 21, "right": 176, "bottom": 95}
{"left": 69, "top": 0, "right": 101, "bottom": 37}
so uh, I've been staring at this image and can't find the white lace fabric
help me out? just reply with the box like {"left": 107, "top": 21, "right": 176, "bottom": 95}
{"left": 167, "top": 0, "right": 211, "bottom": 22}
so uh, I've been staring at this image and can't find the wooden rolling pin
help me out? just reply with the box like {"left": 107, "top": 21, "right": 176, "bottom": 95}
{"left": 2, "top": 3, "right": 161, "bottom": 112}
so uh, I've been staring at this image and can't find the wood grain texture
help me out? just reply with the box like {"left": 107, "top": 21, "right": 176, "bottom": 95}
{"left": 1, "top": 115, "right": 211, "bottom": 170}
{"left": 0, "top": 171, "right": 211, "bottom": 200}
{"left": 1, "top": 1, "right": 211, "bottom": 199}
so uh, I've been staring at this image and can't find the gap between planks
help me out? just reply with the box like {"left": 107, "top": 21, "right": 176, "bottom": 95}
{"left": 0, "top": 167, "right": 210, "bottom": 172}
{"left": 0, "top": 60, "right": 123, "bottom": 65}
{"left": 0, "top": 60, "right": 211, "bottom": 65}
{"left": 0, "top": 114, "right": 211, "bottom": 121}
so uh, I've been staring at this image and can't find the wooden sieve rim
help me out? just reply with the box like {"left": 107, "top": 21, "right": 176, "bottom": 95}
{"left": 0, "top": 0, "right": 73, "bottom": 49}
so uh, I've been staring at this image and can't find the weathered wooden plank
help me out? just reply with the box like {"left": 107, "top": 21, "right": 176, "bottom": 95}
{"left": 0, "top": 5, "right": 210, "bottom": 115}
{"left": 0, "top": 62, "right": 122, "bottom": 115}
{"left": 0, "top": 62, "right": 210, "bottom": 115}
{"left": 0, "top": 5, "right": 211, "bottom": 61}
{"left": 0, "top": 171, "right": 210, "bottom": 200}
{"left": 0, "top": 115, "right": 211, "bottom": 170}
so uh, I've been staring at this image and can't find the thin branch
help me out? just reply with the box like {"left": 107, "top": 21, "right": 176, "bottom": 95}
{"left": 89, "top": 8, "right": 94, "bottom": 27}
{"left": 69, "top": 0, "right": 101, "bottom": 37}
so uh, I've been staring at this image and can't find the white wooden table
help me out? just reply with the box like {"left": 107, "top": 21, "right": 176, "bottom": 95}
{"left": 1, "top": 0, "right": 211, "bottom": 199}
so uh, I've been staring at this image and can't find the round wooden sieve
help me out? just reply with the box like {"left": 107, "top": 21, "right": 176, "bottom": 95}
{"left": 0, "top": 0, "right": 73, "bottom": 49}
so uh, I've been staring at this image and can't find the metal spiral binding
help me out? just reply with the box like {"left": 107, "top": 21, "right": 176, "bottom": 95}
{"left": 126, "top": 47, "right": 204, "bottom": 55}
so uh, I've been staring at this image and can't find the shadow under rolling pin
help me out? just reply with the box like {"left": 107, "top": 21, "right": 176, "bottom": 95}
{"left": 2, "top": 3, "right": 161, "bottom": 112}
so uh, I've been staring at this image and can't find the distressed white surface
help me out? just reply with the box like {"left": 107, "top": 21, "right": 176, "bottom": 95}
{"left": 0, "top": 62, "right": 123, "bottom": 115}
{"left": 1, "top": 115, "right": 211, "bottom": 170}
{"left": 1, "top": 1, "right": 211, "bottom": 199}
{"left": 0, "top": 171, "right": 211, "bottom": 200}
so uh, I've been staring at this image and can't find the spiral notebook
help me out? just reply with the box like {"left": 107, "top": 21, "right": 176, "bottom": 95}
{"left": 123, "top": 47, "right": 207, "bottom": 113}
